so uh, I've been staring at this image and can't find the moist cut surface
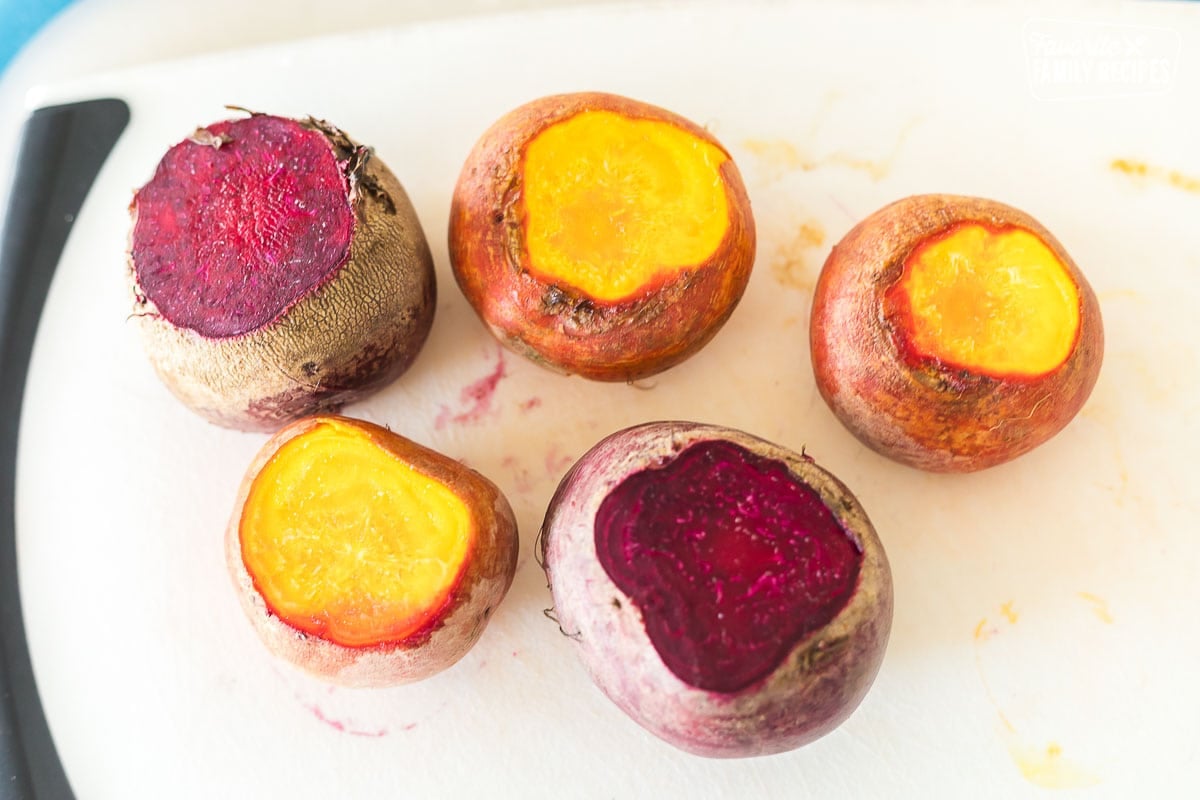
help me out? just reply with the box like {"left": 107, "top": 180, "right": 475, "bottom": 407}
{"left": 131, "top": 115, "right": 354, "bottom": 338}
{"left": 594, "top": 440, "right": 863, "bottom": 693}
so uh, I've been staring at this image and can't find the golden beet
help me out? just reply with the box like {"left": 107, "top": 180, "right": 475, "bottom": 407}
{"left": 227, "top": 415, "right": 519, "bottom": 686}
{"left": 811, "top": 194, "right": 1104, "bottom": 472}
{"left": 449, "top": 92, "right": 756, "bottom": 382}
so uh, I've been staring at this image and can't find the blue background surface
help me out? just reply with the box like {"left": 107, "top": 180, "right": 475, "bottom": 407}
{"left": 0, "top": 0, "right": 76, "bottom": 77}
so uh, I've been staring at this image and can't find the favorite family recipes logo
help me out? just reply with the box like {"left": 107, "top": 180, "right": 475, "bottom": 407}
{"left": 1024, "top": 17, "right": 1181, "bottom": 100}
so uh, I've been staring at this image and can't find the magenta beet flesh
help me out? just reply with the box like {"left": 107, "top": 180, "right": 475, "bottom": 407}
{"left": 130, "top": 115, "right": 354, "bottom": 338}
{"left": 594, "top": 440, "right": 863, "bottom": 692}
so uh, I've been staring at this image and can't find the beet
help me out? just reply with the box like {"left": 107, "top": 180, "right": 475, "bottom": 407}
{"left": 448, "top": 92, "right": 756, "bottom": 382}
{"left": 127, "top": 112, "right": 436, "bottom": 431}
{"left": 595, "top": 440, "right": 862, "bottom": 693}
{"left": 227, "top": 415, "right": 519, "bottom": 686}
{"left": 540, "top": 422, "right": 893, "bottom": 758}
{"left": 810, "top": 194, "right": 1104, "bottom": 471}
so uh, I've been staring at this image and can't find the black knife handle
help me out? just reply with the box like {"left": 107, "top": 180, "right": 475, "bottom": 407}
{"left": 0, "top": 98, "right": 129, "bottom": 800}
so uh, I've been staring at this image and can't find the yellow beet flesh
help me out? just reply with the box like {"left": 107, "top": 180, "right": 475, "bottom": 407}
{"left": 240, "top": 418, "right": 472, "bottom": 647}
{"left": 891, "top": 224, "right": 1080, "bottom": 377}
{"left": 521, "top": 110, "right": 730, "bottom": 302}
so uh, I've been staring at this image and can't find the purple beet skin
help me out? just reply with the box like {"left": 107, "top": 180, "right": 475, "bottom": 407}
{"left": 541, "top": 422, "right": 893, "bottom": 758}
{"left": 595, "top": 440, "right": 862, "bottom": 693}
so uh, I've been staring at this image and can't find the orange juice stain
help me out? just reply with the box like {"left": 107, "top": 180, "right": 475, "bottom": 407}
{"left": 1078, "top": 592, "right": 1115, "bottom": 624}
{"left": 770, "top": 221, "right": 826, "bottom": 291}
{"left": 1008, "top": 740, "right": 1100, "bottom": 789}
{"left": 1110, "top": 158, "right": 1200, "bottom": 194}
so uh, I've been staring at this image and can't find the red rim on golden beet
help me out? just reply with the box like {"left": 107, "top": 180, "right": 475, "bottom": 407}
{"left": 128, "top": 112, "right": 436, "bottom": 432}
{"left": 449, "top": 92, "right": 756, "bottom": 382}
{"left": 811, "top": 194, "right": 1104, "bottom": 472}
{"left": 227, "top": 415, "right": 518, "bottom": 686}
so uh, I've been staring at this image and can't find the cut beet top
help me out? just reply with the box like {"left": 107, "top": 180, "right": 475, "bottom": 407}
{"left": 131, "top": 115, "right": 354, "bottom": 338}
{"left": 884, "top": 222, "right": 1081, "bottom": 379}
{"left": 594, "top": 440, "right": 863, "bottom": 693}
{"left": 239, "top": 418, "right": 473, "bottom": 648}
{"left": 520, "top": 110, "right": 731, "bottom": 303}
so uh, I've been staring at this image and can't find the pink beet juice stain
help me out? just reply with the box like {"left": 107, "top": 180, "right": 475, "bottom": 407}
{"left": 459, "top": 350, "right": 507, "bottom": 413}
{"left": 436, "top": 348, "right": 508, "bottom": 428}
{"left": 131, "top": 115, "right": 354, "bottom": 337}
{"left": 594, "top": 440, "right": 862, "bottom": 693}
{"left": 305, "top": 703, "right": 387, "bottom": 738}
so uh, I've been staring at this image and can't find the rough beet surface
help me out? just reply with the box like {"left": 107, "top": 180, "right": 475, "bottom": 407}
{"left": 131, "top": 115, "right": 354, "bottom": 338}
{"left": 595, "top": 440, "right": 862, "bottom": 693}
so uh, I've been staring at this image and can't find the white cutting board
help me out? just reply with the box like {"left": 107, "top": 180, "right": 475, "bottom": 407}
{"left": 14, "top": 1, "right": 1200, "bottom": 797}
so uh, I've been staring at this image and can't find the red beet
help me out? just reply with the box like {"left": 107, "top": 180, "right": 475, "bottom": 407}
{"left": 128, "top": 112, "right": 436, "bottom": 431}
{"left": 540, "top": 421, "right": 893, "bottom": 758}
